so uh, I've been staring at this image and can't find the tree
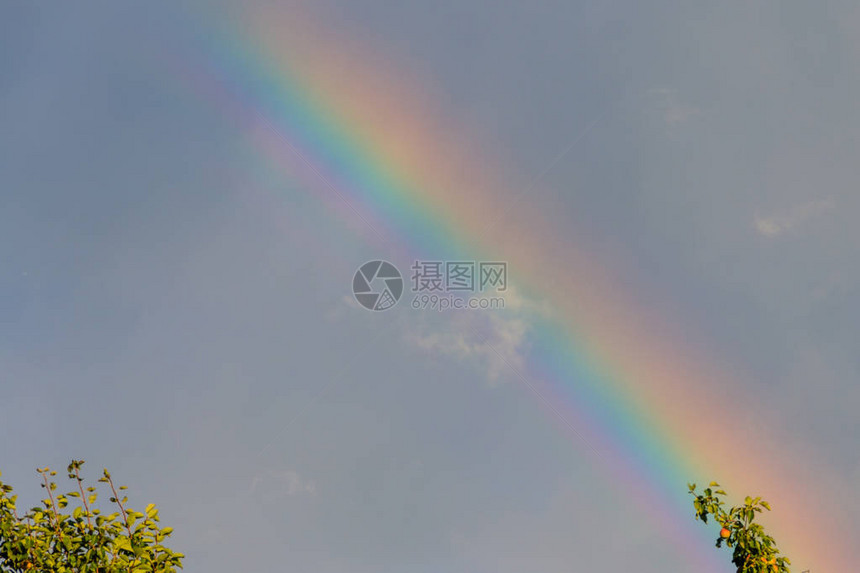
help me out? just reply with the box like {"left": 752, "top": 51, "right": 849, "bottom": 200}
{"left": 0, "top": 460, "right": 184, "bottom": 572}
{"left": 689, "top": 482, "right": 790, "bottom": 573}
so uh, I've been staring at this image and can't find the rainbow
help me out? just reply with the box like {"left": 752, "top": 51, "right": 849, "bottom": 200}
{"left": 175, "top": 4, "right": 852, "bottom": 571}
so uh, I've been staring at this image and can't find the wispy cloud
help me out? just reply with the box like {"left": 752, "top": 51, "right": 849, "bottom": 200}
{"left": 648, "top": 87, "right": 701, "bottom": 127}
{"left": 406, "top": 286, "right": 547, "bottom": 383}
{"left": 409, "top": 312, "right": 529, "bottom": 382}
{"left": 332, "top": 280, "right": 544, "bottom": 383}
{"left": 754, "top": 197, "right": 835, "bottom": 237}
{"left": 248, "top": 469, "right": 317, "bottom": 497}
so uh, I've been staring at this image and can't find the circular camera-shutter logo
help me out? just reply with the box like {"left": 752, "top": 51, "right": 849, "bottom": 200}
{"left": 352, "top": 260, "right": 403, "bottom": 311}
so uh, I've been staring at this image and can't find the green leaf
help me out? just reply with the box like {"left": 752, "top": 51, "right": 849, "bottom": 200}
{"left": 114, "top": 536, "right": 132, "bottom": 552}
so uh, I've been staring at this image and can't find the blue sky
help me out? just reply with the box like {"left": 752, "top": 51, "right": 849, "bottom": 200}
{"left": 1, "top": 1, "right": 858, "bottom": 572}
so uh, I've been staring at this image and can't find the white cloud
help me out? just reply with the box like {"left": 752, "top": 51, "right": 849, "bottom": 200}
{"left": 405, "top": 286, "right": 548, "bottom": 383}
{"left": 410, "top": 312, "right": 529, "bottom": 382}
{"left": 495, "top": 284, "right": 552, "bottom": 316}
{"left": 330, "top": 278, "right": 545, "bottom": 383}
{"left": 249, "top": 469, "right": 317, "bottom": 497}
{"left": 754, "top": 197, "right": 835, "bottom": 237}
{"left": 325, "top": 294, "right": 364, "bottom": 321}
{"left": 648, "top": 87, "right": 701, "bottom": 127}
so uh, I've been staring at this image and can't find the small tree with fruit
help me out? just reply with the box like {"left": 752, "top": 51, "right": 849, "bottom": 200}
{"left": 689, "top": 482, "right": 790, "bottom": 573}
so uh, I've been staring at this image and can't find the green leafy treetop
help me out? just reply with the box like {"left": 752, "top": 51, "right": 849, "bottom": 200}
{"left": 689, "top": 482, "right": 791, "bottom": 573}
{"left": 0, "top": 460, "right": 184, "bottom": 572}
